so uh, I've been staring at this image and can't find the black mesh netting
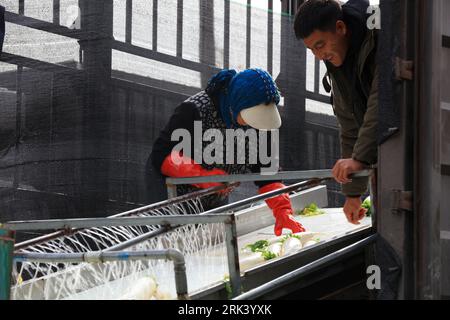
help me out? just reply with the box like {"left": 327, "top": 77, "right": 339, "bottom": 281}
{"left": 0, "top": 1, "right": 343, "bottom": 242}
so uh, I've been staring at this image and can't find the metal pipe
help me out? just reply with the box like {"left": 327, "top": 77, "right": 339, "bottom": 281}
{"left": 233, "top": 234, "right": 378, "bottom": 300}
{"left": 0, "top": 229, "right": 15, "bottom": 300}
{"left": 105, "top": 227, "right": 170, "bottom": 252}
{"left": 166, "top": 169, "right": 372, "bottom": 185}
{"left": 2, "top": 214, "right": 233, "bottom": 232}
{"left": 166, "top": 184, "right": 178, "bottom": 198}
{"left": 14, "top": 249, "right": 189, "bottom": 300}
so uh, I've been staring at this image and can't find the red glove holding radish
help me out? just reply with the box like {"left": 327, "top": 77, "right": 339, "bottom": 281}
{"left": 161, "top": 151, "right": 228, "bottom": 190}
{"left": 259, "top": 182, "right": 306, "bottom": 236}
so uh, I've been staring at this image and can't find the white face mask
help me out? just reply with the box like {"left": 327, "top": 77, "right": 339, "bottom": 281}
{"left": 239, "top": 102, "right": 282, "bottom": 130}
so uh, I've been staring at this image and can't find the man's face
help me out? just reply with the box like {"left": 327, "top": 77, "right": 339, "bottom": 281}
{"left": 303, "top": 21, "right": 349, "bottom": 67}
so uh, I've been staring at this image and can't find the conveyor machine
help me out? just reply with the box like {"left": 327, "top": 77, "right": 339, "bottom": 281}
{"left": 0, "top": 170, "right": 375, "bottom": 300}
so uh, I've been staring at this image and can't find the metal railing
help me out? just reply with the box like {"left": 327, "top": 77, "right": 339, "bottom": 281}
{"left": 166, "top": 169, "right": 372, "bottom": 198}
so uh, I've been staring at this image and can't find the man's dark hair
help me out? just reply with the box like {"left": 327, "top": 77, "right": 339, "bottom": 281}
{"left": 294, "top": 0, "right": 343, "bottom": 39}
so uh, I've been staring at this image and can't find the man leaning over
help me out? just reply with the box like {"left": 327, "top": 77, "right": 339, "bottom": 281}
{"left": 294, "top": 0, "right": 378, "bottom": 224}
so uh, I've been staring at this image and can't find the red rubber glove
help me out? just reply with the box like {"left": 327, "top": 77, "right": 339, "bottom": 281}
{"left": 259, "top": 182, "right": 306, "bottom": 236}
{"left": 161, "top": 151, "right": 228, "bottom": 189}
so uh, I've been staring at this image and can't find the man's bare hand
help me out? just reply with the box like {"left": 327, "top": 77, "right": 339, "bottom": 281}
{"left": 343, "top": 197, "right": 367, "bottom": 225}
{"left": 332, "top": 158, "right": 364, "bottom": 184}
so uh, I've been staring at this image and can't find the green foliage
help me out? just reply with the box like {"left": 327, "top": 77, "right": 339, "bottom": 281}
{"left": 362, "top": 196, "right": 372, "bottom": 216}
{"left": 245, "top": 240, "right": 269, "bottom": 252}
{"left": 223, "top": 276, "right": 232, "bottom": 299}
{"left": 262, "top": 251, "right": 277, "bottom": 260}
{"left": 244, "top": 239, "right": 279, "bottom": 261}
{"left": 296, "top": 202, "right": 325, "bottom": 216}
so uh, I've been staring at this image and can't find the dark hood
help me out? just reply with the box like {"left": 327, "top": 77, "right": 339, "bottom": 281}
{"left": 342, "top": 0, "right": 371, "bottom": 59}
{"left": 342, "top": 0, "right": 371, "bottom": 23}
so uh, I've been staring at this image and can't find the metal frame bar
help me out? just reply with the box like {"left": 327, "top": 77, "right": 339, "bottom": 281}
{"left": 14, "top": 249, "right": 189, "bottom": 300}
{"left": 125, "top": 0, "right": 133, "bottom": 44}
{"left": 111, "top": 40, "right": 221, "bottom": 74}
{"left": 304, "top": 121, "right": 338, "bottom": 135}
{"left": 233, "top": 234, "right": 378, "bottom": 300}
{"left": 152, "top": 0, "right": 158, "bottom": 51}
{"left": 197, "top": 179, "right": 329, "bottom": 216}
{"left": 0, "top": 52, "right": 85, "bottom": 75}
{"left": 223, "top": 0, "right": 230, "bottom": 68}
{"left": 18, "top": 0, "right": 24, "bottom": 15}
{"left": 306, "top": 90, "right": 331, "bottom": 104}
{"left": 111, "top": 77, "right": 189, "bottom": 101}
{"left": 4, "top": 11, "right": 96, "bottom": 41}
{"left": 166, "top": 169, "right": 372, "bottom": 185}
{"left": 53, "top": 0, "right": 60, "bottom": 25}
{"left": 224, "top": 215, "right": 241, "bottom": 297}
{"left": 176, "top": 0, "right": 183, "bottom": 58}
{"left": 2, "top": 214, "right": 233, "bottom": 232}
{"left": 105, "top": 228, "right": 170, "bottom": 252}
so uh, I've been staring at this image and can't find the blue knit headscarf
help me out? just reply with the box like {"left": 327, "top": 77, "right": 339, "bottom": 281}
{"left": 205, "top": 68, "right": 281, "bottom": 128}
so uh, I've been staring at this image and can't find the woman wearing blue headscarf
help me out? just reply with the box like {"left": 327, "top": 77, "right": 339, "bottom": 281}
{"left": 149, "top": 68, "right": 305, "bottom": 236}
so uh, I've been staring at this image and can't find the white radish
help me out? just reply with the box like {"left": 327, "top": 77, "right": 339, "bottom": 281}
{"left": 281, "top": 237, "right": 303, "bottom": 256}
{"left": 266, "top": 242, "right": 282, "bottom": 257}
{"left": 120, "top": 277, "right": 157, "bottom": 300}
{"left": 239, "top": 252, "right": 265, "bottom": 271}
